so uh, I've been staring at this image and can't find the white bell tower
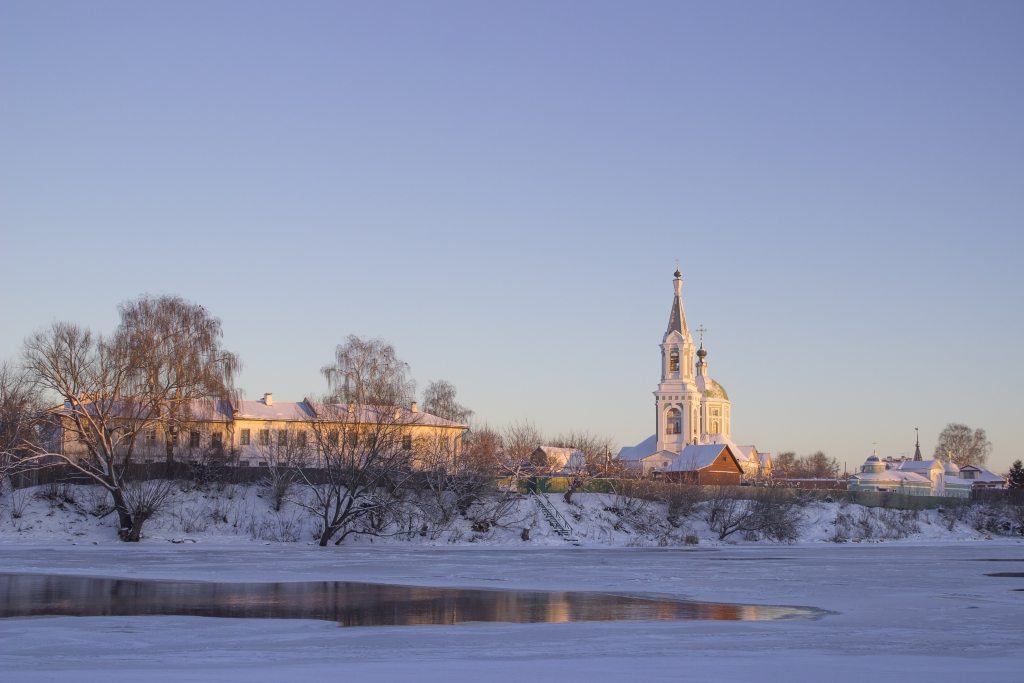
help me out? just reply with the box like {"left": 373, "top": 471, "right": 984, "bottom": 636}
{"left": 654, "top": 269, "right": 701, "bottom": 452}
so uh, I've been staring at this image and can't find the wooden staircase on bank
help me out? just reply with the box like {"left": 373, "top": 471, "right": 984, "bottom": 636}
{"left": 532, "top": 493, "right": 580, "bottom": 545}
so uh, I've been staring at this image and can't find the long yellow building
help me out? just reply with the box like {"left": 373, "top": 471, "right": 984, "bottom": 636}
{"left": 56, "top": 392, "right": 467, "bottom": 468}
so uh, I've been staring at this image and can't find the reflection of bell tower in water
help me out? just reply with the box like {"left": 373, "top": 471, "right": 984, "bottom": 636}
{"left": 654, "top": 269, "right": 701, "bottom": 452}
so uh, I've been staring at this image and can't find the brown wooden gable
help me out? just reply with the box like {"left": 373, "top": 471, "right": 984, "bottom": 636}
{"left": 697, "top": 445, "right": 744, "bottom": 475}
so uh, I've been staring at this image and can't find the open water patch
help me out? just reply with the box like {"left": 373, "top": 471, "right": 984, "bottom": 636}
{"left": 0, "top": 573, "right": 824, "bottom": 625}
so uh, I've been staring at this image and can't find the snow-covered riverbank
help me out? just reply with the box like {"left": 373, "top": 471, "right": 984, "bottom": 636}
{"left": 1, "top": 481, "right": 1014, "bottom": 547}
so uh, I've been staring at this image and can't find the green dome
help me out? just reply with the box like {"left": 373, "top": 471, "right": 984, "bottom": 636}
{"left": 703, "top": 379, "right": 729, "bottom": 400}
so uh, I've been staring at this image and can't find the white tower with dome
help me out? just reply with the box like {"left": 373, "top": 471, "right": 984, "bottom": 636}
{"left": 619, "top": 269, "right": 751, "bottom": 477}
{"left": 654, "top": 269, "right": 731, "bottom": 451}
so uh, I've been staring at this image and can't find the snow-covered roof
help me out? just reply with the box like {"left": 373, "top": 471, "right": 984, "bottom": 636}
{"left": 733, "top": 444, "right": 756, "bottom": 459}
{"left": 58, "top": 397, "right": 466, "bottom": 429}
{"left": 59, "top": 398, "right": 234, "bottom": 422}
{"left": 663, "top": 444, "right": 739, "bottom": 472}
{"left": 850, "top": 470, "right": 930, "bottom": 484}
{"left": 532, "top": 446, "right": 585, "bottom": 472}
{"left": 617, "top": 434, "right": 657, "bottom": 462}
{"left": 703, "top": 436, "right": 760, "bottom": 468}
{"left": 186, "top": 399, "right": 234, "bottom": 422}
{"left": 301, "top": 401, "right": 467, "bottom": 428}
{"left": 897, "top": 459, "right": 943, "bottom": 473}
{"left": 648, "top": 450, "right": 677, "bottom": 462}
{"left": 732, "top": 444, "right": 761, "bottom": 467}
{"left": 233, "top": 400, "right": 318, "bottom": 422}
{"left": 959, "top": 465, "right": 1006, "bottom": 483}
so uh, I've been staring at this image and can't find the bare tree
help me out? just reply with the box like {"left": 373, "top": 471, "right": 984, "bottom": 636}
{"left": 749, "top": 488, "right": 803, "bottom": 542}
{"left": 115, "top": 296, "right": 239, "bottom": 474}
{"left": 550, "top": 431, "right": 614, "bottom": 504}
{"left": 934, "top": 423, "right": 992, "bottom": 467}
{"left": 18, "top": 300, "right": 235, "bottom": 542}
{"left": 422, "top": 379, "right": 473, "bottom": 425}
{"left": 802, "top": 451, "right": 840, "bottom": 478}
{"left": 294, "top": 336, "right": 419, "bottom": 546}
{"left": 295, "top": 403, "right": 416, "bottom": 546}
{"left": 501, "top": 420, "right": 543, "bottom": 476}
{"left": 0, "top": 362, "right": 41, "bottom": 488}
{"left": 119, "top": 479, "right": 178, "bottom": 539}
{"left": 605, "top": 475, "right": 658, "bottom": 532}
{"left": 770, "top": 451, "right": 838, "bottom": 478}
{"left": 413, "top": 428, "right": 495, "bottom": 534}
{"left": 252, "top": 427, "right": 310, "bottom": 512}
{"left": 773, "top": 451, "right": 797, "bottom": 478}
{"left": 703, "top": 487, "right": 802, "bottom": 541}
{"left": 461, "top": 423, "right": 504, "bottom": 478}
{"left": 322, "top": 335, "right": 415, "bottom": 405}
{"left": 453, "top": 422, "right": 526, "bottom": 530}
{"left": 20, "top": 323, "right": 156, "bottom": 540}
{"left": 702, "top": 487, "right": 752, "bottom": 540}
{"left": 657, "top": 482, "right": 704, "bottom": 527}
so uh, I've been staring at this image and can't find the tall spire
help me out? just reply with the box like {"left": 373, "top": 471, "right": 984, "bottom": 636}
{"left": 913, "top": 427, "right": 922, "bottom": 461}
{"left": 696, "top": 325, "right": 708, "bottom": 376}
{"left": 665, "top": 268, "right": 689, "bottom": 338}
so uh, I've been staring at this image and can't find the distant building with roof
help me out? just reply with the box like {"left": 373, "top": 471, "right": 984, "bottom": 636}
{"left": 661, "top": 443, "right": 744, "bottom": 485}
{"left": 617, "top": 270, "right": 768, "bottom": 480}
{"left": 957, "top": 465, "right": 1007, "bottom": 490}
{"left": 527, "top": 446, "right": 585, "bottom": 475}
{"left": 847, "top": 433, "right": 987, "bottom": 498}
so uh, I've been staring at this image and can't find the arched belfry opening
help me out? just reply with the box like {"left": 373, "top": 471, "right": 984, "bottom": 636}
{"left": 666, "top": 408, "right": 682, "bottom": 435}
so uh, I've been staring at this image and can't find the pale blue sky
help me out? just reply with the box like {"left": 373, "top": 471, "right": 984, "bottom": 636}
{"left": 2, "top": 1, "right": 1022, "bottom": 471}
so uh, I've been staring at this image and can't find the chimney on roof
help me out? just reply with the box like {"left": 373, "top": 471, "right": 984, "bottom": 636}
{"left": 263, "top": 393, "right": 273, "bottom": 407}
{"left": 411, "top": 401, "right": 419, "bottom": 414}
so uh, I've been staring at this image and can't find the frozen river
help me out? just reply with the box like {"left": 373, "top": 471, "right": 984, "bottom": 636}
{"left": 0, "top": 572, "right": 823, "bottom": 624}
{"left": 1, "top": 541, "right": 1021, "bottom": 681}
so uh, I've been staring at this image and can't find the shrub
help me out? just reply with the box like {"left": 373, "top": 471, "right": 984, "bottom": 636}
{"left": 661, "top": 484, "right": 703, "bottom": 527}
{"left": 7, "top": 489, "right": 29, "bottom": 520}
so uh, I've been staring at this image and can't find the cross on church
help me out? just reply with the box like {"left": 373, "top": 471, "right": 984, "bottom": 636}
{"left": 696, "top": 325, "right": 708, "bottom": 346}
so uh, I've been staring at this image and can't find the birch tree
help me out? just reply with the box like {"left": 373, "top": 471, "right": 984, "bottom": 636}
{"left": 115, "top": 296, "right": 239, "bottom": 474}
{"left": 934, "top": 423, "right": 992, "bottom": 468}
{"left": 422, "top": 379, "right": 473, "bottom": 424}
{"left": 295, "top": 336, "right": 418, "bottom": 546}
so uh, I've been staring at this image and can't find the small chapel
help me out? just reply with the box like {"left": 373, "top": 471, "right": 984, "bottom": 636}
{"left": 617, "top": 269, "right": 770, "bottom": 482}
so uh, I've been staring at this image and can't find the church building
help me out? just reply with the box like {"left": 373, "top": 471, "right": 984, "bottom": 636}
{"left": 617, "top": 270, "right": 768, "bottom": 481}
